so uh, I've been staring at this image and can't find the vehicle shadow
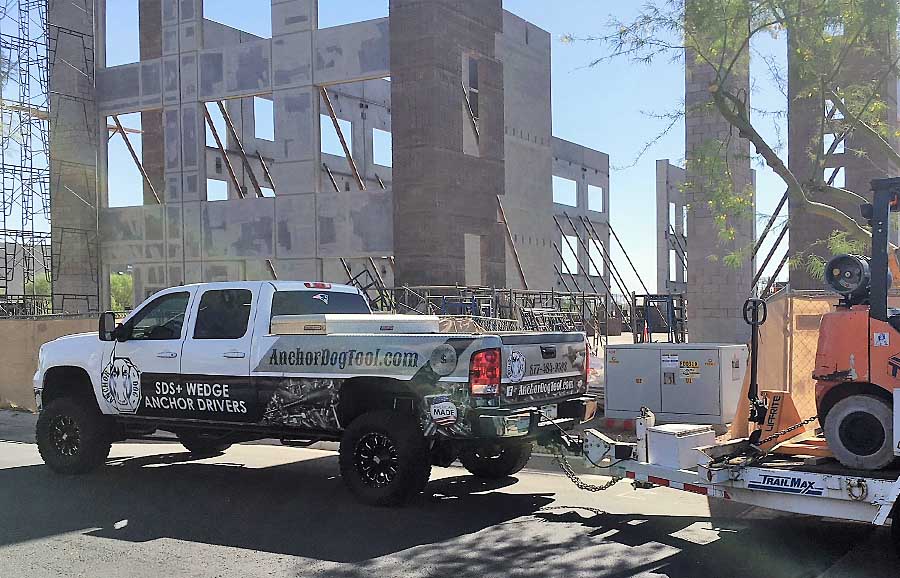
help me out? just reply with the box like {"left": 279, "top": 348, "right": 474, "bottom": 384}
{"left": 0, "top": 450, "right": 554, "bottom": 563}
{"left": 526, "top": 507, "right": 888, "bottom": 578}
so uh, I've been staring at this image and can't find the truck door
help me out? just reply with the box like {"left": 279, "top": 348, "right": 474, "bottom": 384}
{"left": 106, "top": 288, "right": 194, "bottom": 416}
{"left": 178, "top": 286, "right": 258, "bottom": 422}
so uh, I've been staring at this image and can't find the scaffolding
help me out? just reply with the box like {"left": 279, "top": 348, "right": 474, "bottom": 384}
{"left": 0, "top": 0, "right": 53, "bottom": 315}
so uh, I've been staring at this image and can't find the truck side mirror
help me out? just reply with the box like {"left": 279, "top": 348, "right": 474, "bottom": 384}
{"left": 99, "top": 311, "right": 117, "bottom": 342}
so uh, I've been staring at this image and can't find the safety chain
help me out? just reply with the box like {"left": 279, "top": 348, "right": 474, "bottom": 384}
{"left": 708, "top": 415, "right": 820, "bottom": 471}
{"left": 756, "top": 415, "right": 819, "bottom": 447}
{"left": 551, "top": 444, "right": 622, "bottom": 492}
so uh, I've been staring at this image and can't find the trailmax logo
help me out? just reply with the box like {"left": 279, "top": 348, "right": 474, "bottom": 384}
{"left": 747, "top": 474, "right": 824, "bottom": 496}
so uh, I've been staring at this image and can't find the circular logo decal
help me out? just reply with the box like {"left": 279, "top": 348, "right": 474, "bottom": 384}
{"left": 507, "top": 350, "right": 527, "bottom": 383}
{"left": 430, "top": 344, "right": 458, "bottom": 377}
{"left": 101, "top": 357, "right": 142, "bottom": 414}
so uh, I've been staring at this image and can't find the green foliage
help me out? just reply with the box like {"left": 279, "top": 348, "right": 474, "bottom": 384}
{"left": 24, "top": 275, "right": 51, "bottom": 296}
{"left": 790, "top": 229, "right": 871, "bottom": 281}
{"left": 590, "top": 0, "right": 900, "bottom": 269}
{"left": 109, "top": 273, "right": 134, "bottom": 312}
{"left": 682, "top": 139, "right": 754, "bottom": 254}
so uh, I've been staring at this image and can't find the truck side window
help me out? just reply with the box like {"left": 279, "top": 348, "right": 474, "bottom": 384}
{"left": 128, "top": 291, "right": 190, "bottom": 341}
{"left": 193, "top": 289, "right": 253, "bottom": 340}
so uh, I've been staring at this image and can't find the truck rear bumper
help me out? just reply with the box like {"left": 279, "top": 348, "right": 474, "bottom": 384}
{"left": 471, "top": 396, "right": 596, "bottom": 439}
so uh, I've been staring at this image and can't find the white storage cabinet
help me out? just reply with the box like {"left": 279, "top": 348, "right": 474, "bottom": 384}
{"left": 605, "top": 343, "right": 747, "bottom": 424}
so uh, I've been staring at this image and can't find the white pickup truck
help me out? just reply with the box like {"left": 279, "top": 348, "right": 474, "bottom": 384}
{"left": 33, "top": 281, "right": 592, "bottom": 505}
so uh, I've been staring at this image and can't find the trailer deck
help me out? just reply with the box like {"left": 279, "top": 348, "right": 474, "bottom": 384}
{"left": 575, "top": 420, "right": 900, "bottom": 534}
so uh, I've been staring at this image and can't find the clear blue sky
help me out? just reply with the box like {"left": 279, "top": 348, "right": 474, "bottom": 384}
{"left": 105, "top": 1, "right": 789, "bottom": 292}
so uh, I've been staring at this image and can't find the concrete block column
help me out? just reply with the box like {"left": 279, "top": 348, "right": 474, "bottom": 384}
{"left": 49, "top": 0, "right": 100, "bottom": 312}
{"left": 684, "top": 40, "right": 755, "bottom": 343}
{"left": 390, "top": 0, "right": 507, "bottom": 287}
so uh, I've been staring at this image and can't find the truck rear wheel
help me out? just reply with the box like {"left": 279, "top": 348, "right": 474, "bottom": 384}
{"left": 36, "top": 397, "right": 112, "bottom": 475}
{"left": 825, "top": 395, "right": 895, "bottom": 471}
{"left": 459, "top": 441, "right": 532, "bottom": 478}
{"left": 339, "top": 411, "right": 431, "bottom": 506}
{"left": 176, "top": 431, "right": 232, "bottom": 456}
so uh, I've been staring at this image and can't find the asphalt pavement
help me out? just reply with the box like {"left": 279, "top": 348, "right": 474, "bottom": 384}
{"left": 0, "top": 409, "right": 895, "bottom": 578}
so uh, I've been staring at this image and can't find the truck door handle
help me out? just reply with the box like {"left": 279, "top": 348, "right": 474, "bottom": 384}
{"left": 156, "top": 351, "right": 178, "bottom": 359}
{"left": 540, "top": 346, "right": 556, "bottom": 359}
{"left": 223, "top": 351, "right": 246, "bottom": 359}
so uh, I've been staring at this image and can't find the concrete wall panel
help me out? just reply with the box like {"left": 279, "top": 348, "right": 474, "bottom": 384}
{"left": 203, "top": 260, "right": 245, "bottom": 281}
{"left": 202, "top": 197, "right": 275, "bottom": 258}
{"left": 199, "top": 42, "right": 274, "bottom": 101}
{"left": 275, "top": 195, "right": 317, "bottom": 258}
{"left": 199, "top": 50, "right": 225, "bottom": 97}
{"left": 182, "top": 201, "right": 202, "bottom": 259}
{"left": 180, "top": 53, "right": 199, "bottom": 100}
{"left": 163, "top": 56, "right": 180, "bottom": 103}
{"left": 315, "top": 19, "right": 390, "bottom": 85}
{"left": 273, "top": 0, "right": 315, "bottom": 35}
{"left": 269, "top": 258, "right": 319, "bottom": 282}
{"left": 317, "top": 190, "right": 392, "bottom": 257}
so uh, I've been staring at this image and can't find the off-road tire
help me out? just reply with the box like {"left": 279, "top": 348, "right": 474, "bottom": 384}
{"left": 459, "top": 441, "right": 532, "bottom": 478}
{"left": 36, "top": 397, "right": 112, "bottom": 475}
{"left": 177, "top": 431, "right": 232, "bottom": 456}
{"left": 339, "top": 411, "right": 431, "bottom": 506}
{"left": 825, "top": 395, "right": 895, "bottom": 471}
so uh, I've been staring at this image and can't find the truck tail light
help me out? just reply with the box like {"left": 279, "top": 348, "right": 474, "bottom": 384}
{"left": 304, "top": 282, "right": 332, "bottom": 289}
{"left": 469, "top": 348, "right": 501, "bottom": 396}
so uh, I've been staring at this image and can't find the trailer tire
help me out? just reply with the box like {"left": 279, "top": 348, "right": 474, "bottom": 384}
{"left": 177, "top": 431, "right": 232, "bottom": 456}
{"left": 459, "top": 441, "right": 532, "bottom": 479}
{"left": 36, "top": 397, "right": 112, "bottom": 475}
{"left": 339, "top": 411, "right": 430, "bottom": 506}
{"left": 824, "top": 395, "right": 894, "bottom": 471}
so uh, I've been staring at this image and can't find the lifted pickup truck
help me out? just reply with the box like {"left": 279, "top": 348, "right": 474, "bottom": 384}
{"left": 33, "top": 281, "right": 592, "bottom": 505}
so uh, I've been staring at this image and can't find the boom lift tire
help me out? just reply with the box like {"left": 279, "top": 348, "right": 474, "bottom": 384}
{"left": 339, "top": 410, "right": 431, "bottom": 506}
{"left": 36, "top": 397, "right": 112, "bottom": 475}
{"left": 459, "top": 441, "right": 533, "bottom": 479}
{"left": 824, "top": 395, "right": 895, "bottom": 471}
{"left": 177, "top": 431, "right": 232, "bottom": 456}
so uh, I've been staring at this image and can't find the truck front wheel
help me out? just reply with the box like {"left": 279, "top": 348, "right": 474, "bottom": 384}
{"left": 459, "top": 441, "right": 532, "bottom": 478}
{"left": 339, "top": 411, "right": 431, "bottom": 506}
{"left": 825, "top": 395, "right": 895, "bottom": 471}
{"left": 36, "top": 397, "right": 112, "bottom": 475}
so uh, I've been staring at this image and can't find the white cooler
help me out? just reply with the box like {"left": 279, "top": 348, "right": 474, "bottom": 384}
{"left": 646, "top": 424, "right": 716, "bottom": 469}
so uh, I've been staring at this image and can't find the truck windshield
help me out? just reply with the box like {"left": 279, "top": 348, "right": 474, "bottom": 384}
{"left": 271, "top": 290, "right": 370, "bottom": 317}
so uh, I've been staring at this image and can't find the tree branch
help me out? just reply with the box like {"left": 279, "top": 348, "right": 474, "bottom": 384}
{"left": 826, "top": 87, "right": 900, "bottom": 169}
{"left": 711, "top": 87, "right": 871, "bottom": 241}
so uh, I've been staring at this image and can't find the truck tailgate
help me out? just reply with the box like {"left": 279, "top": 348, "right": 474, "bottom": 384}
{"left": 500, "top": 332, "right": 588, "bottom": 406}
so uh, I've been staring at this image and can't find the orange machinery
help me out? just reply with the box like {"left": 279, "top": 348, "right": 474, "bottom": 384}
{"left": 809, "top": 177, "right": 900, "bottom": 470}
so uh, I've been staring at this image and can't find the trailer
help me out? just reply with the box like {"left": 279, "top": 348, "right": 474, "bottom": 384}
{"left": 555, "top": 409, "right": 900, "bottom": 550}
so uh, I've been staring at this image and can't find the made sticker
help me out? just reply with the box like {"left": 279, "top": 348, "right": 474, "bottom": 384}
{"left": 429, "top": 396, "right": 458, "bottom": 426}
{"left": 874, "top": 332, "right": 890, "bottom": 347}
{"left": 661, "top": 353, "right": 679, "bottom": 369}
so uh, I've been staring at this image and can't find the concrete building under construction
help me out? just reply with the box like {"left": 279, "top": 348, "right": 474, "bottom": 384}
{"left": 25, "top": 0, "right": 613, "bottom": 312}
